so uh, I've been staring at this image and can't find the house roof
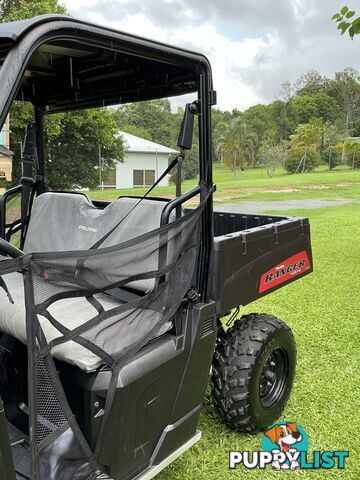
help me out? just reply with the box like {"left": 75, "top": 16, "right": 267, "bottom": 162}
{"left": 0, "top": 144, "right": 13, "bottom": 156}
{"left": 119, "top": 131, "right": 179, "bottom": 155}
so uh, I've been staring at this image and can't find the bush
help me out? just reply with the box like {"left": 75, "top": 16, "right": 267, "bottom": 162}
{"left": 321, "top": 146, "right": 340, "bottom": 170}
{"left": 344, "top": 140, "right": 360, "bottom": 169}
{"left": 335, "top": 142, "right": 343, "bottom": 158}
{"left": 284, "top": 146, "right": 320, "bottom": 173}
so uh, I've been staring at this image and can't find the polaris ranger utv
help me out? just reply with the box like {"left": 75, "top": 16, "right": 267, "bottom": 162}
{"left": 0, "top": 15, "right": 313, "bottom": 480}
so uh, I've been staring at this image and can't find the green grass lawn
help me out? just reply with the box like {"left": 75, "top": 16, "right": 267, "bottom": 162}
{"left": 88, "top": 164, "right": 360, "bottom": 204}
{"left": 89, "top": 166, "right": 360, "bottom": 478}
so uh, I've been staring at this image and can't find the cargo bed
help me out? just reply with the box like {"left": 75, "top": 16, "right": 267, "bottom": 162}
{"left": 213, "top": 211, "right": 313, "bottom": 316}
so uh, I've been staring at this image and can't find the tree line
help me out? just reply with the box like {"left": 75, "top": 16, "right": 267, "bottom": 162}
{"left": 114, "top": 67, "right": 360, "bottom": 179}
{"left": 213, "top": 67, "right": 360, "bottom": 176}
{"left": 1, "top": 0, "right": 360, "bottom": 191}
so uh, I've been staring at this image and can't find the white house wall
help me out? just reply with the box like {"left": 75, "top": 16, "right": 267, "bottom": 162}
{"left": 116, "top": 152, "right": 170, "bottom": 188}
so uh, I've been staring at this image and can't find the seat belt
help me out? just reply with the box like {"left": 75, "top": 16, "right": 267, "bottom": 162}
{"left": 90, "top": 154, "right": 182, "bottom": 250}
{"left": 20, "top": 123, "right": 38, "bottom": 249}
{"left": 0, "top": 277, "right": 14, "bottom": 304}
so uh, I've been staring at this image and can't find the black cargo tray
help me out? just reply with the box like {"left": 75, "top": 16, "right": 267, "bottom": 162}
{"left": 213, "top": 211, "right": 313, "bottom": 316}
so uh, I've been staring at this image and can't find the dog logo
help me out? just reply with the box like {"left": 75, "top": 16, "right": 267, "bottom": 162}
{"left": 262, "top": 421, "right": 308, "bottom": 470}
{"left": 229, "top": 420, "right": 349, "bottom": 471}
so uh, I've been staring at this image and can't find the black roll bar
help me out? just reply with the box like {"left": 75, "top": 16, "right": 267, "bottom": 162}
{"left": 160, "top": 185, "right": 201, "bottom": 226}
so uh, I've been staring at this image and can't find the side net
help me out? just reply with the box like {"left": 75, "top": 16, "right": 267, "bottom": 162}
{"left": 21, "top": 200, "right": 205, "bottom": 479}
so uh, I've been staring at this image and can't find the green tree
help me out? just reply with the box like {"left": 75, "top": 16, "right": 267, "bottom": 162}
{"left": 273, "top": 81, "right": 295, "bottom": 141}
{"left": 344, "top": 139, "right": 360, "bottom": 168}
{"left": 10, "top": 104, "right": 123, "bottom": 189}
{"left": 332, "top": 68, "right": 360, "bottom": 136}
{"left": 313, "top": 92, "right": 340, "bottom": 124}
{"left": 322, "top": 122, "right": 343, "bottom": 150}
{"left": 242, "top": 104, "right": 277, "bottom": 144}
{"left": 288, "top": 93, "right": 339, "bottom": 126}
{"left": 0, "top": 0, "right": 66, "bottom": 21}
{"left": 269, "top": 100, "right": 296, "bottom": 142}
{"left": 291, "top": 118, "right": 325, "bottom": 152}
{"left": 45, "top": 109, "right": 123, "bottom": 189}
{"left": 113, "top": 99, "right": 173, "bottom": 146}
{"left": 224, "top": 118, "right": 257, "bottom": 174}
{"left": 332, "top": 6, "right": 360, "bottom": 38}
{"left": 258, "top": 138, "right": 287, "bottom": 178}
{"left": 212, "top": 108, "right": 234, "bottom": 135}
{"left": 213, "top": 121, "right": 229, "bottom": 165}
{"left": 294, "top": 70, "right": 330, "bottom": 96}
{"left": 288, "top": 95, "right": 318, "bottom": 125}
{"left": 119, "top": 124, "right": 152, "bottom": 141}
{"left": 321, "top": 146, "right": 341, "bottom": 170}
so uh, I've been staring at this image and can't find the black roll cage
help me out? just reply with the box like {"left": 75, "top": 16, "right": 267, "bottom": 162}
{"left": 0, "top": 15, "right": 215, "bottom": 301}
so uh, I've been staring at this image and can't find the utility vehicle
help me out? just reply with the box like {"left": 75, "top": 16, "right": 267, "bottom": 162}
{"left": 0, "top": 15, "right": 313, "bottom": 480}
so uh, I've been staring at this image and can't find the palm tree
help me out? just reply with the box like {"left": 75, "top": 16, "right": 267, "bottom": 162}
{"left": 223, "top": 118, "right": 257, "bottom": 175}
{"left": 213, "top": 121, "right": 229, "bottom": 166}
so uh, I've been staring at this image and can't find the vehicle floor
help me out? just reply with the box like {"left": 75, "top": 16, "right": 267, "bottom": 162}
{"left": 8, "top": 422, "right": 30, "bottom": 480}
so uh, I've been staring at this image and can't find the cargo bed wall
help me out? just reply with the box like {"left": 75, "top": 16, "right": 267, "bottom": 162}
{"left": 213, "top": 212, "right": 313, "bottom": 316}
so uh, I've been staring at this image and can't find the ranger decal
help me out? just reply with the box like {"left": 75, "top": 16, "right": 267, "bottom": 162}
{"left": 259, "top": 251, "right": 311, "bottom": 293}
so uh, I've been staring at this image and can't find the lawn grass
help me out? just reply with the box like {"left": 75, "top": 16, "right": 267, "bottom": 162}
{"left": 87, "top": 165, "right": 360, "bottom": 478}
{"left": 88, "top": 164, "right": 360, "bottom": 203}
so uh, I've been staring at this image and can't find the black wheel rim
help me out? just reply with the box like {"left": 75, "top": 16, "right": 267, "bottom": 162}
{"left": 259, "top": 348, "right": 289, "bottom": 409}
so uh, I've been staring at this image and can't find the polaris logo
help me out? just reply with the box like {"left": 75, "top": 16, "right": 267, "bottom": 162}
{"left": 79, "top": 225, "right": 98, "bottom": 233}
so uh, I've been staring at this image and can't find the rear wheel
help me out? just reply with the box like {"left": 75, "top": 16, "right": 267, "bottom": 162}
{"left": 211, "top": 313, "right": 296, "bottom": 432}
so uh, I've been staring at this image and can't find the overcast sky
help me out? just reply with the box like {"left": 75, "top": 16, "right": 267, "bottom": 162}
{"left": 62, "top": 0, "right": 360, "bottom": 111}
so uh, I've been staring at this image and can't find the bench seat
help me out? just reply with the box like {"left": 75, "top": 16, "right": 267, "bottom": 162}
{"left": 0, "top": 192, "right": 176, "bottom": 371}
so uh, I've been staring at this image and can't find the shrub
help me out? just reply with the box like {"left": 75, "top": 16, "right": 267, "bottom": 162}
{"left": 344, "top": 140, "right": 360, "bottom": 169}
{"left": 321, "top": 146, "right": 340, "bottom": 170}
{"left": 335, "top": 142, "right": 343, "bottom": 158}
{"left": 284, "top": 146, "right": 320, "bottom": 173}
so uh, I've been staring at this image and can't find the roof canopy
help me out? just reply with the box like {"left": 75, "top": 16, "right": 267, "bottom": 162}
{"left": 0, "top": 15, "right": 212, "bottom": 113}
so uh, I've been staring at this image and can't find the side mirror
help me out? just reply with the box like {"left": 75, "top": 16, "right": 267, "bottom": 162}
{"left": 177, "top": 103, "right": 197, "bottom": 150}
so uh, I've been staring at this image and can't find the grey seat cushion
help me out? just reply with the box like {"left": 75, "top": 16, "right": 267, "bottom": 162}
{"left": 0, "top": 267, "right": 168, "bottom": 372}
{"left": 24, "top": 193, "right": 175, "bottom": 294}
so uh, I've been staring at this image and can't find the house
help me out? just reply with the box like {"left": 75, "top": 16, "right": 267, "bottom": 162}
{"left": 0, "top": 116, "right": 13, "bottom": 182}
{"left": 102, "top": 131, "right": 178, "bottom": 189}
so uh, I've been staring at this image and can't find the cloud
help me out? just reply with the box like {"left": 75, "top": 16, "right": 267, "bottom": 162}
{"left": 64, "top": 0, "right": 360, "bottom": 111}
